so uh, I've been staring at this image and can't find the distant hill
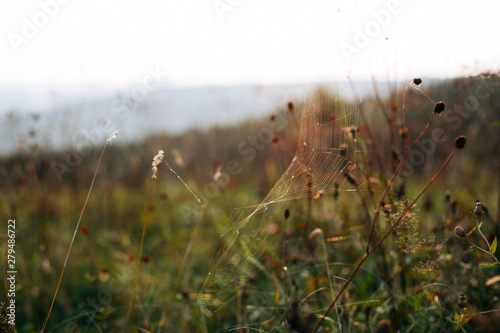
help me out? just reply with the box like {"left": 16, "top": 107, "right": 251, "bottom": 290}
{"left": 0, "top": 79, "right": 434, "bottom": 155}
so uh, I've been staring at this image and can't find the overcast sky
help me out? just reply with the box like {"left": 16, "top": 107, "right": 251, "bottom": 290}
{"left": 1, "top": 0, "right": 499, "bottom": 89}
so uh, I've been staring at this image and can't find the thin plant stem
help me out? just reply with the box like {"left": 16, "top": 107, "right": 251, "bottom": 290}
{"left": 41, "top": 144, "right": 107, "bottom": 333}
{"left": 475, "top": 216, "right": 492, "bottom": 252}
{"left": 466, "top": 239, "right": 500, "bottom": 265}
{"left": 158, "top": 212, "right": 202, "bottom": 329}
{"left": 401, "top": 82, "right": 413, "bottom": 151}
{"left": 366, "top": 113, "right": 435, "bottom": 251}
{"left": 128, "top": 183, "right": 154, "bottom": 322}
{"left": 312, "top": 147, "right": 458, "bottom": 333}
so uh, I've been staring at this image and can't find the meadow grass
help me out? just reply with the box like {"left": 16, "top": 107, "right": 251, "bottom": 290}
{"left": 1, "top": 74, "right": 500, "bottom": 332}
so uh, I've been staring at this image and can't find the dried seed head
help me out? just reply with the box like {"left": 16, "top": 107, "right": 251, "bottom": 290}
{"left": 287, "top": 101, "right": 295, "bottom": 112}
{"left": 455, "top": 136, "right": 466, "bottom": 149}
{"left": 433, "top": 101, "right": 446, "bottom": 115}
{"left": 474, "top": 199, "right": 482, "bottom": 216}
{"left": 444, "top": 189, "right": 451, "bottom": 203}
{"left": 284, "top": 208, "right": 290, "bottom": 220}
{"left": 151, "top": 149, "right": 165, "bottom": 179}
{"left": 378, "top": 319, "right": 391, "bottom": 333}
{"left": 450, "top": 199, "right": 457, "bottom": 214}
{"left": 413, "top": 78, "right": 422, "bottom": 85}
{"left": 455, "top": 226, "right": 466, "bottom": 238}
{"left": 308, "top": 228, "right": 324, "bottom": 248}
{"left": 107, "top": 130, "right": 118, "bottom": 145}
{"left": 458, "top": 293, "right": 467, "bottom": 309}
{"left": 270, "top": 114, "right": 276, "bottom": 123}
{"left": 181, "top": 288, "right": 190, "bottom": 301}
{"left": 271, "top": 135, "right": 279, "bottom": 146}
{"left": 333, "top": 182, "right": 339, "bottom": 200}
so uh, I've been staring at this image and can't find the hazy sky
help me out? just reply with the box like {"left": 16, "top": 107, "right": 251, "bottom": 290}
{"left": 1, "top": 0, "right": 500, "bottom": 89}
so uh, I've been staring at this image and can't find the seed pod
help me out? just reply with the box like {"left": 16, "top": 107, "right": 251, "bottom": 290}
{"left": 455, "top": 136, "right": 466, "bottom": 149}
{"left": 455, "top": 226, "right": 466, "bottom": 238}
{"left": 433, "top": 101, "right": 446, "bottom": 115}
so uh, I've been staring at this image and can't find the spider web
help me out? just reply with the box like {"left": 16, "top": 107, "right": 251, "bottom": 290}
{"left": 198, "top": 90, "right": 367, "bottom": 318}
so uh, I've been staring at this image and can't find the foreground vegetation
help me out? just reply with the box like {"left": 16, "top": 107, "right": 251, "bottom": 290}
{"left": 1, "top": 73, "right": 500, "bottom": 332}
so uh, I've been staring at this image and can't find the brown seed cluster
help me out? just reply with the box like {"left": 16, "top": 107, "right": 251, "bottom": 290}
{"left": 454, "top": 226, "right": 466, "bottom": 238}
{"left": 284, "top": 208, "right": 290, "bottom": 220}
{"left": 413, "top": 78, "right": 422, "bottom": 85}
{"left": 455, "top": 136, "right": 466, "bottom": 149}
{"left": 271, "top": 135, "right": 279, "bottom": 146}
{"left": 433, "top": 101, "right": 446, "bottom": 115}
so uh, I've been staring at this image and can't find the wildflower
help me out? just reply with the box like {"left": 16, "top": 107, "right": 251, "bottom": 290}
{"left": 433, "top": 101, "right": 446, "bottom": 115}
{"left": 455, "top": 136, "right": 466, "bottom": 149}
{"left": 455, "top": 226, "right": 466, "bottom": 238}
{"left": 413, "top": 78, "right": 422, "bottom": 85}
{"left": 151, "top": 150, "right": 164, "bottom": 179}
{"left": 107, "top": 130, "right": 118, "bottom": 145}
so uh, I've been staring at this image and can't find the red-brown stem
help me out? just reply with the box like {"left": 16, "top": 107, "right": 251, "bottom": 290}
{"left": 312, "top": 147, "right": 458, "bottom": 333}
{"left": 366, "top": 113, "right": 435, "bottom": 251}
